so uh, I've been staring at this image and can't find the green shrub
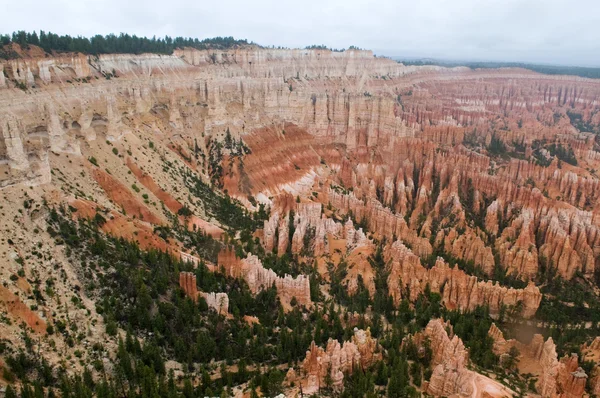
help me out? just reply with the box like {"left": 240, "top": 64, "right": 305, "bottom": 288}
{"left": 177, "top": 206, "right": 192, "bottom": 217}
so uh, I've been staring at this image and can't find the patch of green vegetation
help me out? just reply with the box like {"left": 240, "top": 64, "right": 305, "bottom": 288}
{"left": 2, "top": 30, "right": 256, "bottom": 59}
{"left": 182, "top": 170, "right": 267, "bottom": 231}
{"left": 398, "top": 59, "right": 600, "bottom": 79}
{"left": 547, "top": 143, "right": 577, "bottom": 166}
{"left": 567, "top": 110, "right": 600, "bottom": 134}
{"left": 34, "top": 208, "right": 341, "bottom": 396}
{"left": 488, "top": 133, "right": 507, "bottom": 156}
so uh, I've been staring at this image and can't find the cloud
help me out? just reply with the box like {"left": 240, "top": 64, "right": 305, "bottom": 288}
{"left": 3, "top": 0, "right": 600, "bottom": 66}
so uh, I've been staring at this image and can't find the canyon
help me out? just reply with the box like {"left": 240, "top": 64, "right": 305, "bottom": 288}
{"left": 1, "top": 41, "right": 600, "bottom": 397}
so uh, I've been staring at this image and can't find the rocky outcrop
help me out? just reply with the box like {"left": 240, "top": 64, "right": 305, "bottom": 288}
{"left": 178, "top": 272, "right": 229, "bottom": 314}
{"left": 537, "top": 338, "right": 561, "bottom": 397}
{"left": 267, "top": 199, "right": 370, "bottom": 257}
{"left": 488, "top": 325, "right": 587, "bottom": 398}
{"left": 0, "top": 113, "right": 52, "bottom": 187}
{"left": 386, "top": 241, "right": 541, "bottom": 318}
{"left": 422, "top": 319, "right": 471, "bottom": 397}
{"left": 538, "top": 352, "right": 587, "bottom": 398}
{"left": 488, "top": 323, "right": 512, "bottom": 356}
{"left": 296, "top": 328, "right": 380, "bottom": 394}
{"left": 291, "top": 202, "right": 324, "bottom": 254}
{"left": 263, "top": 211, "right": 280, "bottom": 252}
{"left": 425, "top": 319, "right": 469, "bottom": 370}
{"left": 200, "top": 292, "right": 230, "bottom": 315}
{"left": 537, "top": 214, "right": 592, "bottom": 280}
{"left": 179, "top": 271, "right": 199, "bottom": 299}
{"left": 217, "top": 249, "right": 311, "bottom": 308}
{"left": 495, "top": 209, "right": 539, "bottom": 279}
{"left": 436, "top": 227, "right": 495, "bottom": 275}
{"left": 326, "top": 188, "right": 433, "bottom": 257}
{"left": 419, "top": 319, "right": 514, "bottom": 397}
{"left": 557, "top": 355, "right": 587, "bottom": 398}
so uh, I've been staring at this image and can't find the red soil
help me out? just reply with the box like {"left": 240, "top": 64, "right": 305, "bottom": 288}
{"left": 0, "top": 286, "right": 46, "bottom": 334}
{"left": 126, "top": 157, "right": 224, "bottom": 238}
{"left": 92, "top": 168, "right": 162, "bottom": 225}
{"left": 126, "top": 157, "right": 183, "bottom": 213}
{"left": 69, "top": 198, "right": 179, "bottom": 253}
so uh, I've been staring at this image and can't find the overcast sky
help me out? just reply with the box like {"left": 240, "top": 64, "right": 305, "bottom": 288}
{"left": 3, "top": 0, "right": 600, "bottom": 66}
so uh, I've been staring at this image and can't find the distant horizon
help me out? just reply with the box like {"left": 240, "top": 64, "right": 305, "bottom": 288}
{"left": 4, "top": 0, "right": 599, "bottom": 69}
{"left": 3, "top": 28, "right": 600, "bottom": 71}
{"left": 384, "top": 55, "right": 600, "bottom": 69}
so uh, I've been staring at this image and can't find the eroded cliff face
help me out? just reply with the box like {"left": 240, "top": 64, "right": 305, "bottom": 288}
{"left": 3, "top": 49, "right": 600, "bottom": 282}
{"left": 0, "top": 46, "right": 423, "bottom": 191}
{"left": 262, "top": 198, "right": 369, "bottom": 258}
{"left": 385, "top": 241, "right": 542, "bottom": 318}
{"left": 4, "top": 47, "right": 600, "bottom": 193}
{"left": 217, "top": 249, "right": 311, "bottom": 309}
{"left": 179, "top": 272, "right": 229, "bottom": 314}
{"left": 2, "top": 44, "right": 600, "bottom": 392}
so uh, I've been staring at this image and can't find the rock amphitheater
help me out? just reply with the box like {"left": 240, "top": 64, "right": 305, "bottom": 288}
{"left": 1, "top": 42, "right": 600, "bottom": 397}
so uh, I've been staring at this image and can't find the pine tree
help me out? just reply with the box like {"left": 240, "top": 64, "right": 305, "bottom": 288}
{"left": 5, "top": 386, "right": 17, "bottom": 398}
{"left": 182, "top": 378, "right": 194, "bottom": 398}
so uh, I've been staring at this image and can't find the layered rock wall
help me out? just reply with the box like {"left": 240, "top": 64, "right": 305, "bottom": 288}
{"left": 4, "top": 46, "right": 600, "bottom": 193}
